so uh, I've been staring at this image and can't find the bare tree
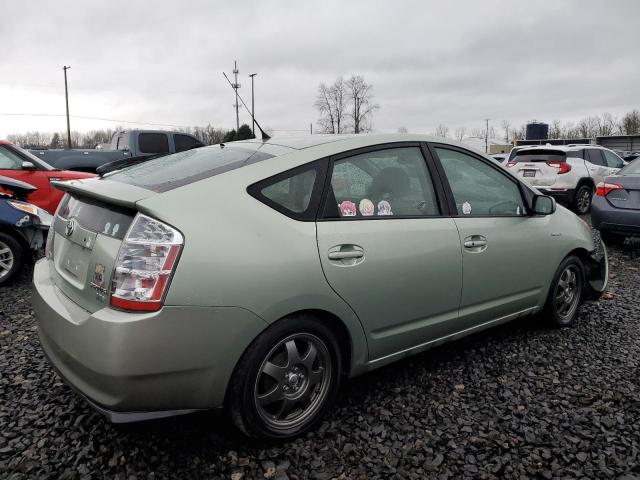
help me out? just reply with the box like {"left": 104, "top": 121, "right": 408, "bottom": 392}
{"left": 501, "top": 120, "right": 511, "bottom": 143}
{"left": 346, "top": 75, "right": 378, "bottom": 134}
{"left": 397, "top": 126, "right": 408, "bottom": 133}
{"left": 549, "top": 120, "right": 562, "bottom": 139}
{"left": 621, "top": 109, "right": 640, "bottom": 134}
{"left": 596, "top": 112, "right": 618, "bottom": 136}
{"left": 454, "top": 127, "right": 466, "bottom": 141}
{"left": 435, "top": 124, "right": 449, "bottom": 138}
{"left": 315, "top": 78, "right": 348, "bottom": 134}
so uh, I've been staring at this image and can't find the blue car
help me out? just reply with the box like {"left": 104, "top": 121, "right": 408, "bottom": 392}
{"left": 0, "top": 176, "right": 53, "bottom": 284}
{"left": 592, "top": 159, "right": 640, "bottom": 245}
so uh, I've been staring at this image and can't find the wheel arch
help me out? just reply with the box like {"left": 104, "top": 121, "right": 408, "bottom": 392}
{"left": 282, "top": 308, "right": 353, "bottom": 378}
{"left": 576, "top": 177, "right": 595, "bottom": 191}
{"left": 0, "top": 225, "right": 29, "bottom": 253}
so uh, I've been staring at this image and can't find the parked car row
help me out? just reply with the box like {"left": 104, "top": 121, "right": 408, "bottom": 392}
{"left": 505, "top": 144, "right": 625, "bottom": 215}
{"left": 31, "top": 134, "right": 610, "bottom": 440}
{"left": 0, "top": 141, "right": 95, "bottom": 213}
{"left": 29, "top": 129, "right": 204, "bottom": 172}
{"left": 0, "top": 176, "right": 52, "bottom": 285}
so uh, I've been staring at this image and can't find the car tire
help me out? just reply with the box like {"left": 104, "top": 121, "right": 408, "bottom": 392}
{"left": 227, "top": 315, "right": 342, "bottom": 440}
{"left": 543, "top": 255, "right": 585, "bottom": 327}
{"left": 600, "top": 230, "right": 625, "bottom": 246}
{"left": 0, "top": 233, "right": 23, "bottom": 286}
{"left": 572, "top": 184, "right": 593, "bottom": 215}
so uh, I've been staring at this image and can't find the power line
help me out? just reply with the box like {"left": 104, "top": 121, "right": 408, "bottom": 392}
{"left": 0, "top": 112, "right": 192, "bottom": 128}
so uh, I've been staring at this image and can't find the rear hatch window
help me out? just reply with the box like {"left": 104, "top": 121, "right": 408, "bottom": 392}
{"left": 107, "top": 144, "right": 275, "bottom": 193}
{"left": 511, "top": 150, "right": 567, "bottom": 163}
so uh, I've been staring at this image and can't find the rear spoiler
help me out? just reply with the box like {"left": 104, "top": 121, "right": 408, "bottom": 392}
{"left": 51, "top": 178, "right": 155, "bottom": 210}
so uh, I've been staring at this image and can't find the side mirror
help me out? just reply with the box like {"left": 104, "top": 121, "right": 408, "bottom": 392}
{"left": 532, "top": 195, "right": 556, "bottom": 215}
{"left": 22, "top": 161, "right": 36, "bottom": 171}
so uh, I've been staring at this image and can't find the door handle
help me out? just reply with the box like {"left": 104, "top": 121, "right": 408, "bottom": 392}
{"left": 327, "top": 245, "right": 365, "bottom": 264}
{"left": 463, "top": 235, "right": 487, "bottom": 251}
{"left": 328, "top": 250, "right": 364, "bottom": 260}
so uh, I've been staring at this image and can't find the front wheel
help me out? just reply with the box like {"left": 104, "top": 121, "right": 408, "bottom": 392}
{"left": 573, "top": 185, "right": 593, "bottom": 215}
{"left": 543, "top": 255, "right": 585, "bottom": 327}
{"left": 0, "top": 233, "right": 23, "bottom": 286}
{"left": 227, "top": 315, "right": 342, "bottom": 440}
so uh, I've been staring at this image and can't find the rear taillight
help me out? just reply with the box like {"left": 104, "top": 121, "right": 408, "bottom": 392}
{"left": 546, "top": 161, "right": 571, "bottom": 174}
{"left": 110, "top": 214, "right": 183, "bottom": 312}
{"left": 595, "top": 182, "right": 624, "bottom": 197}
{"left": 506, "top": 161, "right": 517, "bottom": 168}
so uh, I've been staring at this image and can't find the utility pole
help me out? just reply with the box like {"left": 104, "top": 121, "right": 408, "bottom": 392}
{"left": 484, "top": 118, "right": 490, "bottom": 153}
{"left": 249, "top": 73, "right": 257, "bottom": 138}
{"left": 63, "top": 66, "right": 71, "bottom": 149}
{"left": 310, "top": 123, "right": 313, "bottom": 135}
{"left": 232, "top": 61, "right": 240, "bottom": 132}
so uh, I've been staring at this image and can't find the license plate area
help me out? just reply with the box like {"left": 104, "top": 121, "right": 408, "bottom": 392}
{"left": 522, "top": 170, "right": 536, "bottom": 178}
{"left": 54, "top": 235, "right": 92, "bottom": 289}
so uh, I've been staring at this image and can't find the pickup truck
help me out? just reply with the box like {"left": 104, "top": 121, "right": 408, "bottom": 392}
{"left": 29, "top": 129, "right": 204, "bottom": 172}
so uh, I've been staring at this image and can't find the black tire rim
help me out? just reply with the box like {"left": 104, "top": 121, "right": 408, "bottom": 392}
{"left": 577, "top": 188, "right": 591, "bottom": 214}
{"left": 254, "top": 333, "right": 332, "bottom": 431}
{"left": 0, "top": 240, "right": 14, "bottom": 280}
{"left": 554, "top": 265, "right": 582, "bottom": 322}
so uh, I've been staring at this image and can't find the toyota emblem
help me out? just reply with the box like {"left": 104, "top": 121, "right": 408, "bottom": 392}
{"left": 65, "top": 219, "right": 76, "bottom": 237}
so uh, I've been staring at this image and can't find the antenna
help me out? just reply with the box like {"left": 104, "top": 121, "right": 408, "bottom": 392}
{"left": 223, "top": 72, "right": 271, "bottom": 141}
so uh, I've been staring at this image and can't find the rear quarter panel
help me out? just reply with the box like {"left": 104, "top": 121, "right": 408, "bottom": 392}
{"left": 136, "top": 158, "right": 369, "bottom": 374}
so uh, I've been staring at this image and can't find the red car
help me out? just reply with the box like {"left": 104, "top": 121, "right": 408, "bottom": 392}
{"left": 0, "top": 141, "right": 95, "bottom": 214}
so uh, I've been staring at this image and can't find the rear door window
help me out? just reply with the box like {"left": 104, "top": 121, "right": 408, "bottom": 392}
{"left": 323, "top": 146, "right": 440, "bottom": 218}
{"left": 174, "top": 134, "right": 204, "bottom": 153}
{"left": 586, "top": 149, "right": 605, "bottom": 166}
{"left": 138, "top": 133, "right": 170, "bottom": 154}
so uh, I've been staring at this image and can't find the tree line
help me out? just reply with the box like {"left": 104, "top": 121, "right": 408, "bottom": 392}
{"left": 6, "top": 123, "right": 256, "bottom": 149}
{"left": 431, "top": 109, "right": 640, "bottom": 144}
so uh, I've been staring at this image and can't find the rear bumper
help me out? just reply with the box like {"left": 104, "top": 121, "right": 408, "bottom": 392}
{"left": 32, "top": 259, "right": 268, "bottom": 420}
{"left": 591, "top": 197, "right": 640, "bottom": 235}
{"left": 538, "top": 188, "right": 575, "bottom": 204}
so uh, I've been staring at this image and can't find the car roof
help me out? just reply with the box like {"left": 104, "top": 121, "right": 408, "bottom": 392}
{"left": 234, "top": 133, "right": 484, "bottom": 154}
{"left": 515, "top": 144, "right": 605, "bottom": 153}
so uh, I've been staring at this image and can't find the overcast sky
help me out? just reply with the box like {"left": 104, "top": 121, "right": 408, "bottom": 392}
{"left": 1, "top": 0, "right": 638, "bottom": 140}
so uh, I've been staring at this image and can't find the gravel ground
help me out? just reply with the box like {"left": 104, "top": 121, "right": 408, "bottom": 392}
{"left": 1, "top": 231, "right": 639, "bottom": 479}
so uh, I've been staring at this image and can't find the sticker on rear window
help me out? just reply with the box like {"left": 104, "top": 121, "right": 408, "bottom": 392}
{"left": 462, "top": 201, "right": 472, "bottom": 215}
{"left": 377, "top": 200, "right": 393, "bottom": 216}
{"left": 359, "top": 199, "right": 374, "bottom": 216}
{"left": 339, "top": 201, "right": 357, "bottom": 217}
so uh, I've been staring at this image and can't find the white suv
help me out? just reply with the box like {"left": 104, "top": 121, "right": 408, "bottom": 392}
{"left": 506, "top": 145, "right": 625, "bottom": 214}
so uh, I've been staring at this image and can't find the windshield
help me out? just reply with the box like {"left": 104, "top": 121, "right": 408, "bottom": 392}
{"left": 620, "top": 159, "right": 640, "bottom": 175}
{"left": 512, "top": 150, "right": 566, "bottom": 163}
{"left": 108, "top": 143, "right": 275, "bottom": 192}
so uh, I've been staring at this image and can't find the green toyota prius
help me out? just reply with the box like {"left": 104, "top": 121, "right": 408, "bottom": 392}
{"left": 32, "top": 134, "right": 608, "bottom": 439}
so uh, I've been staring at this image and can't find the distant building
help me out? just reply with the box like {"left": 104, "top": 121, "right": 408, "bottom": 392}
{"left": 460, "top": 136, "right": 511, "bottom": 154}
{"left": 596, "top": 135, "right": 640, "bottom": 152}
